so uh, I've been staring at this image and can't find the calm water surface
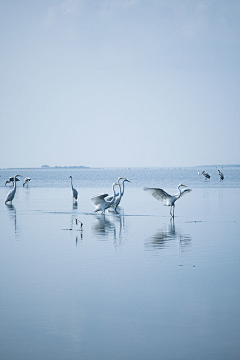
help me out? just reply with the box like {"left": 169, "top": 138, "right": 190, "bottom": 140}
{"left": 0, "top": 167, "right": 240, "bottom": 360}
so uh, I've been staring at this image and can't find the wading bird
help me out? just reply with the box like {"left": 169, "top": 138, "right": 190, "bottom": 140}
{"left": 143, "top": 184, "right": 192, "bottom": 218}
{"left": 23, "top": 177, "right": 31, "bottom": 187}
{"left": 69, "top": 176, "right": 78, "bottom": 201}
{"left": 5, "top": 176, "right": 20, "bottom": 186}
{"left": 5, "top": 175, "right": 22, "bottom": 204}
{"left": 106, "top": 177, "right": 131, "bottom": 210}
{"left": 112, "top": 178, "right": 131, "bottom": 210}
{"left": 91, "top": 183, "right": 120, "bottom": 214}
{"left": 218, "top": 169, "right": 224, "bottom": 180}
{"left": 201, "top": 171, "right": 210, "bottom": 179}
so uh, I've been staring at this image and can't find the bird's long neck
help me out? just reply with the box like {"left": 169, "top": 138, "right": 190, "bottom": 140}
{"left": 70, "top": 177, "right": 73, "bottom": 190}
{"left": 13, "top": 177, "right": 17, "bottom": 193}
{"left": 177, "top": 185, "right": 182, "bottom": 199}
{"left": 120, "top": 181, "right": 125, "bottom": 197}
{"left": 110, "top": 184, "right": 118, "bottom": 204}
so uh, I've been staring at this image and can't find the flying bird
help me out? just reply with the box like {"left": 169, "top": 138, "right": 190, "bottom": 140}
{"left": 143, "top": 184, "right": 192, "bottom": 218}
{"left": 69, "top": 176, "right": 78, "bottom": 201}
{"left": 5, "top": 176, "right": 20, "bottom": 186}
{"left": 91, "top": 183, "right": 120, "bottom": 214}
{"left": 201, "top": 171, "right": 211, "bottom": 179}
{"left": 23, "top": 177, "right": 31, "bottom": 187}
{"left": 218, "top": 169, "right": 224, "bottom": 180}
{"left": 5, "top": 175, "right": 22, "bottom": 204}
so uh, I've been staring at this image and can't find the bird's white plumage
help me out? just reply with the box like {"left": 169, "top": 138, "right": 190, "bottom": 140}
{"left": 112, "top": 178, "right": 131, "bottom": 210}
{"left": 143, "top": 184, "right": 192, "bottom": 217}
{"left": 91, "top": 194, "right": 109, "bottom": 206}
{"left": 91, "top": 183, "right": 120, "bottom": 214}
{"left": 23, "top": 177, "right": 31, "bottom": 187}
{"left": 5, "top": 175, "right": 22, "bottom": 204}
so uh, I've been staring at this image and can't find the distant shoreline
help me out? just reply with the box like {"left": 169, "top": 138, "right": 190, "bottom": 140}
{"left": 0, "top": 164, "right": 240, "bottom": 170}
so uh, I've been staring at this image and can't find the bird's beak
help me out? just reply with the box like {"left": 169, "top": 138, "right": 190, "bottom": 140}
{"left": 182, "top": 184, "right": 187, "bottom": 187}
{"left": 127, "top": 180, "right": 131, "bottom": 183}
{"left": 116, "top": 183, "right": 121, "bottom": 185}
{"left": 119, "top": 177, "right": 126, "bottom": 180}
{"left": 16, "top": 175, "right": 22, "bottom": 177}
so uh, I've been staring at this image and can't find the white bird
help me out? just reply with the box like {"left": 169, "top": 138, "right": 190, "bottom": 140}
{"left": 23, "top": 177, "right": 31, "bottom": 187}
{"left": 109, "top": 177, "right": 131, "bottom": 210}
{"left": 5, "top": 176, "right": 20, "bottom": 186}
{"left": 91, "top": 183, "right": 120, "bottom": 214}
{"left": 69, "top": 176, "right": 78, "bottom": 201}
{"left": 143, "top": 184, "right": 192, "bottom": 218}
{"left": 5, "top": 175, "right": 22, "bottom": 204}
{"left": 201, "top": 171, "right": 210, "bottom": 179}
{"left": 218, "top": 169, "right": 224, "bottom": 180}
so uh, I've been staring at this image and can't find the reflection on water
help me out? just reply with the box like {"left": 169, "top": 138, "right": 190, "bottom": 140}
{"left": 145, "top": 219, "right": 191, "bottom": 252}
{"left": 5, "top": 203, "right": 18, "bottom": 237}
{"left": 92, "top": 214, "right": 124, "bottom": 246}
{"left": 76, "top": 232, "right": 83, "bottom": 245}
{"left": 72, "top": 202, "right": 78, "bottom": 210}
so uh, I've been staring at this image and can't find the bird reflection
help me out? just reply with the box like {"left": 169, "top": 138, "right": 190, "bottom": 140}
{"left": 76, "top": 233, "right": 83, "bottom": 245}
{"left": 6, "top": 203, "right": 18, "bottom": 236}
{"left": 92, "top": 214, "right": 124, "bottom": 245}
{"left": 146, "top": 219, "right": 191, "bottom": 252}
{"left": 72, "top": 202, "right": 78, "bottom": 210}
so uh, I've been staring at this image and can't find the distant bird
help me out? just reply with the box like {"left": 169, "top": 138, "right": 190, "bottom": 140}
{"left": 218, "top": 169, "right": 224, "bottom": 180}
{"left": 69, "top": 176, "right": 78, "bottom": 201}
{"left": 5, "top": 175, "right": 22, "bottom": 204}
{"left": 143, "top": 184, "right": 192, "bottom": 218}
{"left": 201, "top": 171, "right": 211, "bottom": 179}
{"left": 91, "top": 183, "right": 120, "bottom": 214}
{"left": 5, "top": 176, "right": 20, "bottom": 186}
{"left": 23, "top": 177, "right": 31, "bottom": 187}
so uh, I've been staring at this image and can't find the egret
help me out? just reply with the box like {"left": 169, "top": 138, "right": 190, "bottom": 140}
{"left": 69, "top": 176, "right": 78, "bottom": 201}
{"left": 110, "top": 178, "right": 131, "bottom": 210}
{"left": 5, "top": 177, "right": 20, "bottom": 186}
{"left": 5, "top": 175, "right": 22, "bottom": 204}
{"left": 143, "top": 184, "right": 192, "bottom": 218}
{"left": 91, "top": 183, "right": 120, "bottom": 214}
{"left": 201, "top": 171, "right": 210, "bottom": 179}
{"left": 23, "top": 177, "right": 31, "bottom": 187}
{"left": 218, "top": 169, "right": 224, "bottom": 180}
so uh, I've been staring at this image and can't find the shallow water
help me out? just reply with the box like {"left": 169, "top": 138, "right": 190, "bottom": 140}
{"left": 0, "top": 167, "right": 240, "bottom": 360}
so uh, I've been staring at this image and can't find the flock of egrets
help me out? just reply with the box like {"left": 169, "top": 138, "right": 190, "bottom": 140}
{"left": 3, "top": 169, "right": 225, "bottom": 218}
{"left": 3, "top": 175, "right": 194, "bottom": 218}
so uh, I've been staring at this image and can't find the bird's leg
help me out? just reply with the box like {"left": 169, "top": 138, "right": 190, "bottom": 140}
{"left": 172, "top": 206, "right": 175, "bottom": 218}
{"left": 170, "top": 207, "right": 172, "bottom": 217}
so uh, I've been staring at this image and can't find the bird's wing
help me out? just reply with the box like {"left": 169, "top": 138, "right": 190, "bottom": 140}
{"left": 91, "top": 193, "right": 108, "bottom": 205}
{"left": 143, "top": 187, "right": 172, "bottom": 202}
{"left": 179, "top": 189, "right": 192, "bottom": 198}
{"left": 73, "top": 188, "right": 78, "bottom": 198}
{"left": 105, "top": 192, "right": 119, "bottom": 202}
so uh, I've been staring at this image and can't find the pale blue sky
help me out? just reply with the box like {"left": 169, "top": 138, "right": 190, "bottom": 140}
{"left": 1, "top": 0, "right": 240, "bottom": 168}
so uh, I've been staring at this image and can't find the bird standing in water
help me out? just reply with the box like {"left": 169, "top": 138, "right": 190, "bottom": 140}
{"left": 5, "top": 176, "right": 20, "bottom": 186}
{"left": 23, "top": 177, "right": 31, "bottom": 187}
{"left": 69, "top": 176, "right": 78, "bottom": 201}
{"left": 91, "top": 183, "right": 120, "bottom": 214}
{"left": 218, "top": 169, "right": 224, "bottom": 180}
{"left": 143, "top": 184, "right": 192, "bottom": 218}
{"left": 5, "top": 175, "right": 22, "bottom": 204}
{"left": 201, "top": 171, "right": 211, "bottom": 179}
